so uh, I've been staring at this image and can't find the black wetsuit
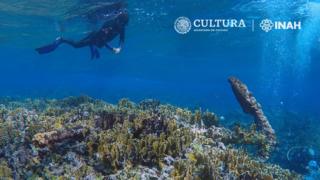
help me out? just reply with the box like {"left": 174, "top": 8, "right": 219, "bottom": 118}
{"left": 63, "top": 12, "right": 127, "bottom": 49}
{"left": 35, "top": 9, "right": 129, "bottom": 59}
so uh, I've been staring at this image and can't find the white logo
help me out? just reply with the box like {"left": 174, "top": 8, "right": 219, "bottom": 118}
{"left": 260, "top": 19, "right": 274, "bottom": 32}
{"left": 173, "top": 17, "right": 301, "bottom": 34}
{"left": 174, "top": 17, "right": 192, "bottom": 34}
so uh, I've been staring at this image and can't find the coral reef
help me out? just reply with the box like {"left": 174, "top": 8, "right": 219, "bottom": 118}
{"left": 0, "top": 96, "right": 300, "bottom": 179}
{"left": 229, "top": 77, "right": 276, "bottom": 159}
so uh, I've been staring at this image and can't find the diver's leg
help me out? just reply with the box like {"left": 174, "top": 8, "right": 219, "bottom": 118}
{"left": 36, "top": 34, "right": 96, "bottom": 56}
{"left": 61, "top": 39, "right": 88, "bottom": 48}
{"left": 35, "top": 37, "right": 90, "bottom": 54}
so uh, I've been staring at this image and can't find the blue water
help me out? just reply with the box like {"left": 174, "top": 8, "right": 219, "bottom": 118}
{"left": 0, "top": 0, "right": 320, "bottom": 173}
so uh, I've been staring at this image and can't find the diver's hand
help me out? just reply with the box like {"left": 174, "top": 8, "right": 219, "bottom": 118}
{"left": 113, "top": 48, "right": 121, "bottom": 54}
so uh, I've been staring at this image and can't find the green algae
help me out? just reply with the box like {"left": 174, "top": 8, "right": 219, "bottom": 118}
{"left": 0, "top": 160, "right": 12, "bottom": 179}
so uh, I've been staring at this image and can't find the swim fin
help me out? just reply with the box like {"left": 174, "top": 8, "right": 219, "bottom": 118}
{"left": 35, "top": 37, "right": 63, "bottom": 54}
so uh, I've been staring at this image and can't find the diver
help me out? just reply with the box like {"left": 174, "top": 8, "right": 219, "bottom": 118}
{"left": 287, "top": 146, "right": 320, "bottom": 174}
{"left": 305, "top": 160, "right": 320, "bottom": 180}
{"left": 35, "top": 7, "right": 129, "bottom": 59}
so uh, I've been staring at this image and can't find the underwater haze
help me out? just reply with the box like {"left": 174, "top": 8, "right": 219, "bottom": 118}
{"left": 0, "top": 0, "right": 319, "bottom": 114}
{"left": 0, "top": 0, "right": 320, "bottom": 179}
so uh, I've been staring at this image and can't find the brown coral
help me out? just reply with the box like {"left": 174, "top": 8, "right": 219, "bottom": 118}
{"left": 32, "top": 126, "right": 88, "bottom": 147}
{"left": 228, "top": 77, "right": 276, "bottom": 159}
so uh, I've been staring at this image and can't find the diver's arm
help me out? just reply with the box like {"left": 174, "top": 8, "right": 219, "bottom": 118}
{"left": 104, "top": 28, "right": 125, "bottom": 54}
{"left": 119, "top": 28, "right": 125, "bottom": 49}
{"left": 110, "top": 28, "right": 125, "bottom": 54}
{"left": 105, "top": 44, "right": 113, "bottom": 51}
{"left": 105, "top": 43, "right": 121, "bottom": 54}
